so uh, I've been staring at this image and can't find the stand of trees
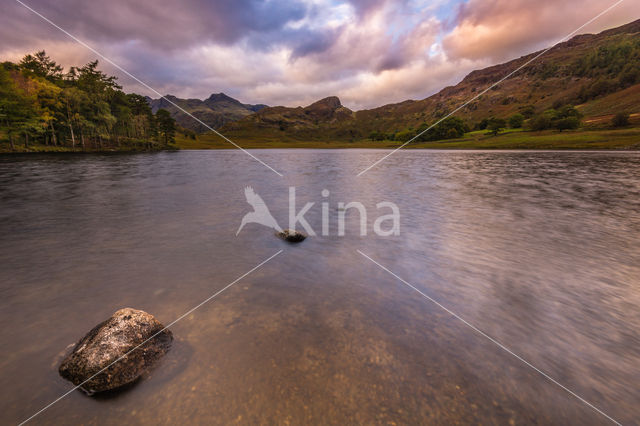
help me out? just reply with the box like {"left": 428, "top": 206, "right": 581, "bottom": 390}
{"left": 529, "top": 105, "right": 582, "bottom": 131}
{"left": 369, "top": 117, "right": 469, "bottom": 142}
{"left": 0, "top": 51, "right": 175, "bottom": 151}
{"left": 572, "top": 39, "right": 640, "bottom": 103}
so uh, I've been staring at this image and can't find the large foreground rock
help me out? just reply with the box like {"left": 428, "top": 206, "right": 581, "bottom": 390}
{"left": 59, "top": 308, "right": 173, "bottom": 394}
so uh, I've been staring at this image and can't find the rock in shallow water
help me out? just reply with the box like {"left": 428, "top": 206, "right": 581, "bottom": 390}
{"left": 277, "top": 229, "right": 307, "bottom": 243}
{"left": 58, "top": 308, "right": 173, "bottom": 394}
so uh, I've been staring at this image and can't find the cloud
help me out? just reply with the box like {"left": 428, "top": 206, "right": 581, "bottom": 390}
{"left": 443, "top": 0, "right": 640, "bottom": 62}
{"left": 1, "top": 0, "right": 638, "bottom": 110}
{"left": 1, "top": 0, "right": 310, "bottom": 50}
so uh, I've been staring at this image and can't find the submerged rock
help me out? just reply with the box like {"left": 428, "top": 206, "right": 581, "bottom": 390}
{"left": 58, "top": 308, "right": 173, "bottom": 394}
{"left": 277, "top": 229, "right": 307, "bottom": 243}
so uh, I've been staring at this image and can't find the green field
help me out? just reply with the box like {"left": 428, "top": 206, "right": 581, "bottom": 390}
{"left": 3, "top": 127, "right": 639, "bottom": 153}
{"left": 173, "top": 127, "right": 640, "bottom": 150}
{"left": 0, "top": 136, "right": 177, "bottom": 153}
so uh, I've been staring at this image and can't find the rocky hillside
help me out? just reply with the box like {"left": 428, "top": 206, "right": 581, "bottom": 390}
{"left": 147, "top": 93, "right": 267, "bottom": 133}
{"left": 222, "top": 19, "right": 640, "bottom": 142}
{"left": 223, "top": 96, "right": 356, "bottom": 141}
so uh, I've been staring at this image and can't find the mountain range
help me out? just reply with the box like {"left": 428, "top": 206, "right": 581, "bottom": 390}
{"left": 146, "top": 93, "right": 267, "bottom": 133}
{"left": 154, "top": 19, "right": 640, "bottom": 141}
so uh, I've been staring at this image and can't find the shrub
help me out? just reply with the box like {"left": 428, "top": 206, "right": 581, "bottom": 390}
{"left": 519, "top": 105, "right": 536, "bottom": 119}
{"left": 446, "top": 128, "right": 460, "bottom": 139}
{"left": 508, "top": 113, "right": 524, "bottom": 128}
{"left": 435, "top": 117, "right": 467, "bottom": 139}
{"left": 529, "top": 106, "right": 582, "bottom": 131}
{"left": 530, "top": 114, "right": 552, "bottom": 131}
{"left": 557, "top": 105, "right": 582, "bottom": 119}
{"left": 476, "top": 118, "right": 489, "bottom": 130}
{"left": 612, "top": 112, "right": 630, "bottom": 127}
{"left": 487, "top": 118, "right": 506, "bottom": 135}
{"left": 554, "top": 117, "right": 580, "bottom": 131}
{"left": 619, "top": 67, "right": 640, "bottom": 88}
{"left": 414, "top": 117, "right": 468, "bottom": 141}
{"left": 368, "top": 131, "right": 385, "bottom": 141}
{"left": 395, "top": 129, "right": 415, "bottom": 142}
{"left": 539, "top": 63, "right": 558, "bottom": 80}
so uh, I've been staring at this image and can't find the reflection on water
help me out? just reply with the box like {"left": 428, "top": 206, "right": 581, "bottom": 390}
{"left": 0, "top": 150, "right": 639, "bottom": 424}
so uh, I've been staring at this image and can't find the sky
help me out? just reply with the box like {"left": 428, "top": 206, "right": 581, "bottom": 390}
{"left": 1, "top": 0, "right": 639, "bottom": 110}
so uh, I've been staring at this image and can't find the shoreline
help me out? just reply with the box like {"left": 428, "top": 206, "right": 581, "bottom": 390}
{"left": 3, "top": 127, "right": 640, "bottom": 153}
{"left": 3, "top": 147, "right": 640, "bottom": 154}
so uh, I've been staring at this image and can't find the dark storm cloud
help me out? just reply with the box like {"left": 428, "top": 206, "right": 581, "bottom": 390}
{"left": 1, "top": 0, "right": 414, "bottom": 66}
{"left": 1, "top": 0, "right": 310, "bottom": 51}
{"left": 289, "top": 27, "right": 340, "bottom": 59}
{"left": 347, "top": 0, "right": 388, "bottom": 16}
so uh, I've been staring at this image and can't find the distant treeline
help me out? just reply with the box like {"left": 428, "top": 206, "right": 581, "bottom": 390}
{"left": 370, "top": 104, "right": 585, "bottom": 142}
{"left": 0, "top": 51, "right": 176, "bottom": 151}
{"left": 571, "top": 40, "right": 640, "bottom": 102}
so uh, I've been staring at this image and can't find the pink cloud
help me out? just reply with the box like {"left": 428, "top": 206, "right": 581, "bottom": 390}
{"left": 443, "top": 0, "right": 640, "bottom": 62}
{"left": 2, "top": 0, "right": 638, "bottom": 110}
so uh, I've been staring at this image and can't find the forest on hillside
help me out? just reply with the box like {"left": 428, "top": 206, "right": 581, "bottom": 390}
{"left": 0, "top": 51, "right": 176, "bottom": 151}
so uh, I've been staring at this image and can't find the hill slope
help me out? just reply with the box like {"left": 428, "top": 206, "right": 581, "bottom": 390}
{"left": 221, "top": 19, "right": 640, "bottom": 142}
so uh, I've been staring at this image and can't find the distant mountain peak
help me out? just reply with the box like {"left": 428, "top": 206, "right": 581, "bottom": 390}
{"left": 307, "top": 96, "right": 342, "bottom": 110}
{"left": 146, "top": 92, "right": 269, "bottom": 133}
{"left": 206, "top": 92, "right": 237, "bottom": 103}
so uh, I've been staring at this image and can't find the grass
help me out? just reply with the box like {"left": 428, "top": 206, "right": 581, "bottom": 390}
{"left": 0, "top": 140, "right": 178, "bottom": 153}
{"left": 174, "top": 127, "right": 640, "bottom": 150}
{"left": 3, "top": 127, "right": 639, "bottom": 153}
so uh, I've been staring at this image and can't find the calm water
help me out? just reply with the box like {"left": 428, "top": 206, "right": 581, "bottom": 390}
{"left": 1, "top": 150, "right": 639, "bottom": 425}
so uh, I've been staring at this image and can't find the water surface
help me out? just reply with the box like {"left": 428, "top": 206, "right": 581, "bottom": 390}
{"left": 1, "top": 150, "right": 639, "bottom": 424}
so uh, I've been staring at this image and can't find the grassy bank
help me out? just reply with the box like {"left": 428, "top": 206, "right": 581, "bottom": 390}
{"left": 3, "top": 127, "right": 639, "bottom": 152}
{"left": 0, "top": 140, "right": 178, "bottom": 153}
{"left": 174, "top": 127, "right": 640, "bottom": 150}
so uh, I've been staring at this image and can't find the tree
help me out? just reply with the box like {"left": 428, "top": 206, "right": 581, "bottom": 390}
{"left": 19, "top": 51, "right": 63, "bottom": 81}
{"left": 619, "top": 65, "right": 639, "bottom": 88}
{"left": 528, "top": 106, "right": 582, "bottom": 131}
{"left": 36, "top": 79, "right": 62, "bottom": 145}
{"left": 394, "top": 129, "right": 414, "bottom": 142}
{"left": 73, "top": 60, "right": 121, "bottom": 94}
{"left": 508, "top": 113, "right": 524, "bottom": 128}
{"left": 127, "top": 93, "right": 155, "bottom": 139}
{"left": 0, "top": 64, "right": 40, "bottom": 149}
{"left": 476, "top": 118, "right": 489, "bottom": 130}
{"left": 554, "top": 117, "right": 580, "bottom": 131}
{"left": 557, "top": 105, "right": 582, "bottom": 120}
{"left": 519, "top": 105, "right": 536, "bottom": 119}
{"left": 61, "top": 87, "right": 85, "bottom": 148}
{"left": 415, "top": 117, "right": 467, "bottom": 141}
{"left": 553, "top": 105, "right": 582, "bottom": 130}
{"left": 530, "top": 114, "right": 552, "bottom": 131}
{"left": 155, "top": 109, "right": 176, "bottom": 146}
{"left": 368, "top": 130, "right": 385, "bottom": 141}
{"left": 2, "top": 53, "right": 169, "bottom": 151}
{"left": 612, "top": 112, "right": 630, "bottom": 127}
{"left": 487, "top": 118, "right": 506, "bottom": 135}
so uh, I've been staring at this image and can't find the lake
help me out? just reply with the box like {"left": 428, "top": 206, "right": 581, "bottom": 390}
{"left": 1, "top": 150, "right": 639, "bottom": 424}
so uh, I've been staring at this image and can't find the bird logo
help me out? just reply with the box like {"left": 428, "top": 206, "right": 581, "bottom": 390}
{"left": 236, "top": 186, "right": 282, "bottom": 235}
